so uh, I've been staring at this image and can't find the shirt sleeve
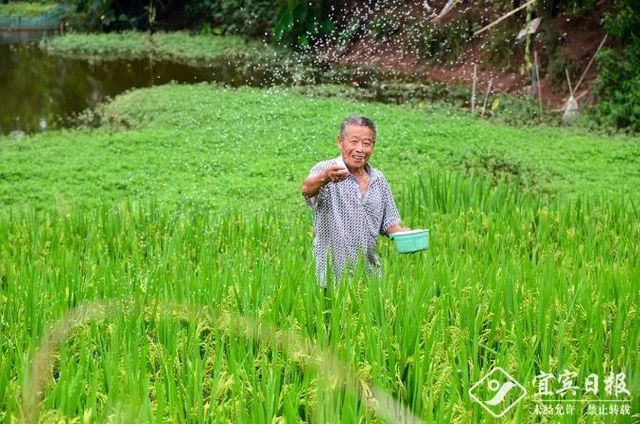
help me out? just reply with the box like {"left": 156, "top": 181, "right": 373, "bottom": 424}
{"left": 379, "top": 174, "right": 401, "bottom": 234}
{"left": 304, "top": 162, "right": 328, "bottom": 209}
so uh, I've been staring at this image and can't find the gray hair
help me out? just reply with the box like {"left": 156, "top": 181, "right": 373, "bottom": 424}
{"left": 339, "top": 116, "right": 377, "bottom": 141}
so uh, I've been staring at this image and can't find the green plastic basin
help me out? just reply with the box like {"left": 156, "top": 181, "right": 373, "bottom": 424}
{"left": 388, "top": 229, "right": 429, "bottom": 254}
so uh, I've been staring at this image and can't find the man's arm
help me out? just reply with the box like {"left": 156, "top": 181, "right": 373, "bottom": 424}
{"left": 301, "top": 172, "right": 328, "bottom": 198}
{"left": 378, "top": 173, "right": 410, "bottom": 235}
{"left": 301, "top": 165, "right": 350, "bottom": 198}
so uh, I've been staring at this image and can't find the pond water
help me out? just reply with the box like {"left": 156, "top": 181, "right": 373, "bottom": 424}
{"left": 1, "top": 31, "right": 445, "bottom": 137}
{"left": 0, "top": 31, "right": 271, "bottom": 135}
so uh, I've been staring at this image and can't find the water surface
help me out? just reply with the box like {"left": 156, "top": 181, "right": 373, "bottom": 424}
{"left": 0, "top": 31, "right": 268, "bottom": 135}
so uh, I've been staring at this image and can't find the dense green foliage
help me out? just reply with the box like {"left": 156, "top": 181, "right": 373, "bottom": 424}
{"left": 60, "top": 0, "right": 336, "bottom": 48}
{"left": 595, "top": 0, "right": 640, "bottom": 132}
{"left": 274, "top": 0, "right": 335, "bottom": 49}
{"left": 185, "top": 0, "right": 275, "bottom": 37}
{"left": 184, "top": 0, "right": 336, "bottom": 49}
{"left": 61, "top": 0, "right": 150, "bottom": 30}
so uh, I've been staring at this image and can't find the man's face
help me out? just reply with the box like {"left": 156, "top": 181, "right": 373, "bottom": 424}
{"left": 337, "top": 125, "right": 375, "bottom": 171}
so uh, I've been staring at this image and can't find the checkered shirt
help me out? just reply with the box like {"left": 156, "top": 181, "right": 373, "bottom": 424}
{"left": 304, "top": 155, "right": 401, "bottom": 286}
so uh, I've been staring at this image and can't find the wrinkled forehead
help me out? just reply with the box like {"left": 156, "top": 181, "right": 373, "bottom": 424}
{"left": 341, "top": 124, "right": 375, "bottom": 141}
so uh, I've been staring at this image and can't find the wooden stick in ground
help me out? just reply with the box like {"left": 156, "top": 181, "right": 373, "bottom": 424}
{"left": 534, "top": 50, "right": 543, "bottom": 116}
{"left": 480, "top": 78, "right": 493, "bottom": 118}
{"left": 474, "top": 0, "right": 537, "bottom": 36}
{"left": 574, "top": 33, "right": 608, "bottom": 93}
{"left": 575, "top": 89, "right": 590, "bottom": 101}
{"left": 565, "top": 68, "right": 574, "bottom": 97}
{"left": 432, "top": 0, "right": 459, "bottom": 23}
{"left": 471, "top": 64, "right": 477, "bottom": 114}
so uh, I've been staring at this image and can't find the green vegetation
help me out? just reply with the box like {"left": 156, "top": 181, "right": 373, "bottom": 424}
{"left": 39, "top": 31, "right": 279, "bottom": 64}
{"left": 1, "top": 164, "right": 638, "bottom": 422}
{"left": 594, "top": 0, "right": 640, "bottom": 132}
{"left": 273, "top": 0, "right": 334, "bottom": 49}
{"left": 0, "top": 2, "right": 57, "bottom": 17}
{"left": 1, "top": 83, "right": 639, "bottom": 215}
{"left": 0, "top": 82, "right": 638, "bottom": 422}
{"left": 41, "top": 0, "right": 640, "bottom": 132}
{"left": 35, "top": 31, "right": 585, "bottom": 131}
{"left": 185, "top": 0, "right": 275, "bottom": 38}
{"left": 38, "top": 31, "right": 313, "bottom": 87}
{"left": 185, "top": 0, "right": 335, "bottom": 49}
{"left": 1, "top": 0, "right": 638, "bottom": 419}
{"left": 34, "top": 30, "right": 616, "bottom": 134}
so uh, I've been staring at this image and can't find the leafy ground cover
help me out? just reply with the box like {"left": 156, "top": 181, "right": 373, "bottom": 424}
{"left": 1, "top": 83, "right": 638, "bottom": 215}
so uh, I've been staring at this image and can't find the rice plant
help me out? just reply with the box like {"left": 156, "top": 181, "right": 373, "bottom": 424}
{"left": 0, "top": 171, "right": 637, "bottom": 422}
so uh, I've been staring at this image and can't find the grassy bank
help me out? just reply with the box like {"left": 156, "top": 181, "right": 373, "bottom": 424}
{"left": 1, "top": 83, "right": 638, "bottom": 215}
{"left": 39, "top": 31, "right": 282, "bottom": 65}
{"left": 0, "top": 2, "right": 57, "bottom": 18}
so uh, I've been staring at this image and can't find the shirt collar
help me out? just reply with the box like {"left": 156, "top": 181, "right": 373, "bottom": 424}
{"left": 336, "top": 155, "right": 378, "bottom": 181}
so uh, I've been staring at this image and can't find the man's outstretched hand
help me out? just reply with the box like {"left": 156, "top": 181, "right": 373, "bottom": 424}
{"left": 323, "top": 165, "right": 350, "bottom": 183}
{"left": 302, "top": 165, "right": 350, "bottom": 198}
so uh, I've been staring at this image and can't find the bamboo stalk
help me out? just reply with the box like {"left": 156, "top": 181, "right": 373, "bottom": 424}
{"left": 534, "top": 50, "right": 543, "bottom": 116}
{"left": 574, "top": 33, "right": 608, "bottom": 92}
{"left": 471, "top": 64, "right": 477, "bottom": 114}
{"left": 432, "top": 0, "right": 459, "bottom": 23}
{"left": 474, "top": 0, "right": 537, "bottom": 36}
{"left": 565, "top": 68, "right": 574, "bottom": 97}
{"left": 480, "top": 78, "right": 493, "bottom": 118}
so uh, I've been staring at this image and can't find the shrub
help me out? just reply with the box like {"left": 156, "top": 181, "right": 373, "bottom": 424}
{"left": 185, "top": 0, "right": 275, "bottom": 38}
{"left": 594, "top": 0, "right": 640, "bottom": 132}
{"left": 407, "top": 18, "right": 474, "bottom": 65}
{"left": 274, "top": 0, "right": 334, "bottom": 49}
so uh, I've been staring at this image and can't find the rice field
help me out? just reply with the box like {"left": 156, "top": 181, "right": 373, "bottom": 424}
{"left": 0, "top": 172, "right": 637, "bottom": 422}
{"left": 0, "top": 84, "right": 638, "bottom": 422}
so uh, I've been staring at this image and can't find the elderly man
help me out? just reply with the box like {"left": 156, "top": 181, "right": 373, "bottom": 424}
{"left": 301, "top": 116, "right": 410, "bottom": 286}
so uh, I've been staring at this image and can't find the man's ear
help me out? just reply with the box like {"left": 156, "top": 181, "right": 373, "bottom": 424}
{"left": 336, "top": 135, "right": 342, "bottom": 148}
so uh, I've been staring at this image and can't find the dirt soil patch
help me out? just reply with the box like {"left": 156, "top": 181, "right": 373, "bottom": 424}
{"left": 321, "top": 2, "right": 609, "bottom": 109}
